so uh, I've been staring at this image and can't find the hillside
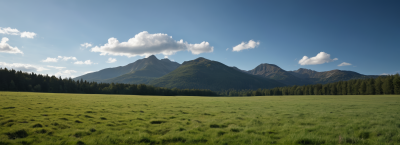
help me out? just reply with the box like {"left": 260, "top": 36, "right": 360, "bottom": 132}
{"left": 288, "top": 68, "right": 375, "bottom": 84}
{"left": 149, "top": 57, "right": 285, "bottom": 91}
{"left": 247, "top": 63, "right": 311, "bottom": 86}
{"left": 74, "top": 55, "right": 180, "bottom": 83}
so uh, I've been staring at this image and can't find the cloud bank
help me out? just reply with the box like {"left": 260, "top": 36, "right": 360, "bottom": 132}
{"left": 232, "top": 40, "right": 260, "bottom": 52}
{"left": 91, "top": 31, "right": 213, "bottom": 57}
{"left": 0, "top": 62, "right": 47, "bottom": 72}
{"left": 299, "top": 52, "right": 338, "bottom": 65}
{"left": 0, "top": 27, "right": 36, "bottom": 39}
{"left": 0, "top": 37, "right": 23, "bottom": 54}
{"left": 338, "top": 62, "right": 352, "bottom": 66}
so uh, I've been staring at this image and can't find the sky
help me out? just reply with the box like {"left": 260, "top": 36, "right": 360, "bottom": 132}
{"left": 1, "top": 0, "right": 399, "bottom": 78}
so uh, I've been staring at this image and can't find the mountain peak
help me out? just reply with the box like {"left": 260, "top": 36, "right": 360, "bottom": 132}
{"left": 147, "top": 55, "right": 158, "bottom": 60}
{"left": 294, "top": 68, "right": 315, "bottom": 73}
{"left": 161, "top": 58, "right": 171, "bottom": 62}
{"left": 258, "top": 63, "right": 281, "bottom": 69}
{"left": 182, "top": 57, "right": 211, "bottom": 65}
{"left": 194, "top": 57, "right": 209, "bottom": 61}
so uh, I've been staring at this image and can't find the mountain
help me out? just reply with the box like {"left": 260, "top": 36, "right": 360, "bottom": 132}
{"left": 231, "top": 66, "right": 247, "bottom": 73}
{"left": 288, "top": 68, "right": 375, "bottom": 84}
{"left": 74, "top": 55, "right": 180, "bottom": 83}
{"left": 148, "top": 57, "right": 285, "bottom": 91}
{"left": 247, "top": 63, "right": 311, "bottom": 86}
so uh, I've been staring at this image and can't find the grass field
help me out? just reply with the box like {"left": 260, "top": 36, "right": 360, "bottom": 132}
{"left": 0, "top": 92, "right": 400, "bottom": 145}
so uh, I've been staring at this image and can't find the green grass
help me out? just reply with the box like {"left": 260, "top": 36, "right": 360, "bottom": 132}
{"left": 0, "top": 92, "right": 400, "bottom": 145}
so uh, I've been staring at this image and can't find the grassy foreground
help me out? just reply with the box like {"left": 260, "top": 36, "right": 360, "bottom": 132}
{"left": 0, "top": 92, "right": 399, "bottom": 145}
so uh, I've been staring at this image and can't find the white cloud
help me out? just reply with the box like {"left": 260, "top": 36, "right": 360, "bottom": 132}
{"left": 0, "top": 27, "right": 20, "bottom": 35}
{"left": 20, "top": 32, "right": 37, "bottom": 39}
{"left": 186, "top": 41, "right": 213, "bottom": 55}
{"left": 58, "top": 56, "right": 77, "bottom": 61}
{"left": 0, "top": 37, "right": 23, "bottom": 54}
{"left": 42, "top": 56, "right": 77, "bottom": 62}
{"left": 164, "top": 56, "right": 168, "bottom": 59}
{"left": 0, "top": 27, "right": 36, "bottom": 38}
{"left": 232, "top": 40, "right": 260, "bottom": 52}
{"left": 74, "top": 60, "right": 93, "bottom": 65}
{"left": 380, "top": 73, "right": 390, "bottom": 76}
{"left": 55, "top": 70, "right": 77, "bottom": 78}
{"left": 42, "top": 57, "right": 58, "bottom": 62}
{"left": 0, "top": 62, "right": 48, "bottom": 72}
{"left": 298, "top": 52, "right": 338, "bottom": 65}
{"left": 338, "top": 62, "right": 352, "bottom": 66}
{"left": 91, "top": 31, "right": 213, "bottom": 57}
{"left": 106, "top": 57, "right": 117, "bottom": 63}
{"left": 226, "top": 48, "right": 229, "bottom": 51}
{"left": 47, "top": 65, "right": 66, "bottom": 70}
{"left": 80, "top": 43, "right": 92, "bottom": 48}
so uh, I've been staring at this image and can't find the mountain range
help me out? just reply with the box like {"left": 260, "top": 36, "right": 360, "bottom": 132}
{"left": 74, "top": 55, "right": 180, "bottom": 84}
{"left": 74, "top": 55, "right": 377, "bottom": 91}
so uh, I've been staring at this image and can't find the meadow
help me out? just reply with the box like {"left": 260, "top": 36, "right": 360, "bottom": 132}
{"left": 0, "top": 92, "right": 399, "bottom": 145}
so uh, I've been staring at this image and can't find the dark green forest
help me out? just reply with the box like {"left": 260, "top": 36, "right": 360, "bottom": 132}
{"left": 220, "top": 73, "right": 400, "bottom": 96}
{"left": 1, "top": 67, "right": 399, "bottom": 97}
{"left": 0, "top": 68, "right": 217, "bottom": 96}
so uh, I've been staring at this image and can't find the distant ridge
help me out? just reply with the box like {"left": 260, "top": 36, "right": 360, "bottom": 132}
{"left": 148, "top": 57, "right": 285, "bottom": 91}
{"left": 247, "top": 63, "right": 311, "bottom": 86}
{"left": 74, "top": 56, "right": 379, "bottom": 90}
{"left": 73, "top": 55, "right": 180, "bottom": 83}
{"left": 288, "top": 68, "right": 376, "bottom": 84}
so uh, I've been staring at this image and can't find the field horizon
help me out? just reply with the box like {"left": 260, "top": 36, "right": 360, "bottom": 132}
{"left": 1, "top": 92, "right": 400, "bottom": 145}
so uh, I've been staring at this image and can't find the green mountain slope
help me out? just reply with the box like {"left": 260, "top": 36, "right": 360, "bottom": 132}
{"left": 74, "top": 55, "right": 180, "bottom": 83}
{"left": 149, "top": 57, "right": 285, "bottom": 91}
{"left": 247, "top": 63, "right": 311, "bottom": 86}
{"left": 103, "top": 58, "right": 180, "bottom": 84}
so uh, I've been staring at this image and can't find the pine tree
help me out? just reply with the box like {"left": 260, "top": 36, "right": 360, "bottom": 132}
{"left": 353, "top": 80, "right": 360, "bottom": 95}
{"left": 366, "top": 79, "right": 375, "bottom": 95}
{"left": 346, "top": 81, "right": 352, "bottom": 95}
{"left": 9, "top": 80, "right": 16, "bottom": 91}
{"left": 393, "top": 74, "right": 400, "bottom": 94}
{"left": 359, "top": 81, "right": 366, "bottom": 95}
{"left": 382, "top": 76, "right": 394, "bottom": 94}
{"left": 341, "top": 81, "right": 347, "bottom": 95}
{"left": 330, "top": 84, "right": 337, "bottom": 95}
{"left": 34, "top": 84, "right": 41, "bottom": 92}
{"left": 375, "top": 77, "right": 383, "bottom": 95}
{"left": 336, "top": 82, "right": 342, "bottom": 95}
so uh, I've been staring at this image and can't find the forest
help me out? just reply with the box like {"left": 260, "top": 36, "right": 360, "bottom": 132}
{"left": 0, "top": 68, "right": 217, "bottom": 96}
{"left": 1, "top": 67, "right": 399, "bottom": 97}
{"left": 220, "top": 74, "right": 400, "bottom": 96}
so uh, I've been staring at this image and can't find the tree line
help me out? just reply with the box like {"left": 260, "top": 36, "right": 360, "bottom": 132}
{"left": 1, "top": 67, "right": 400, "bottom": 97}
{"left": 220, "top": 74, "right": 400, "bottom": 96}
{"left": 0, "top": 68, "right": 217, "bottom": 96}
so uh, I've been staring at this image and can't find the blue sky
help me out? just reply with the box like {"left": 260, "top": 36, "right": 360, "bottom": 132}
{"left": 0, "top": 0, "right": 399, "bottom": 78}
